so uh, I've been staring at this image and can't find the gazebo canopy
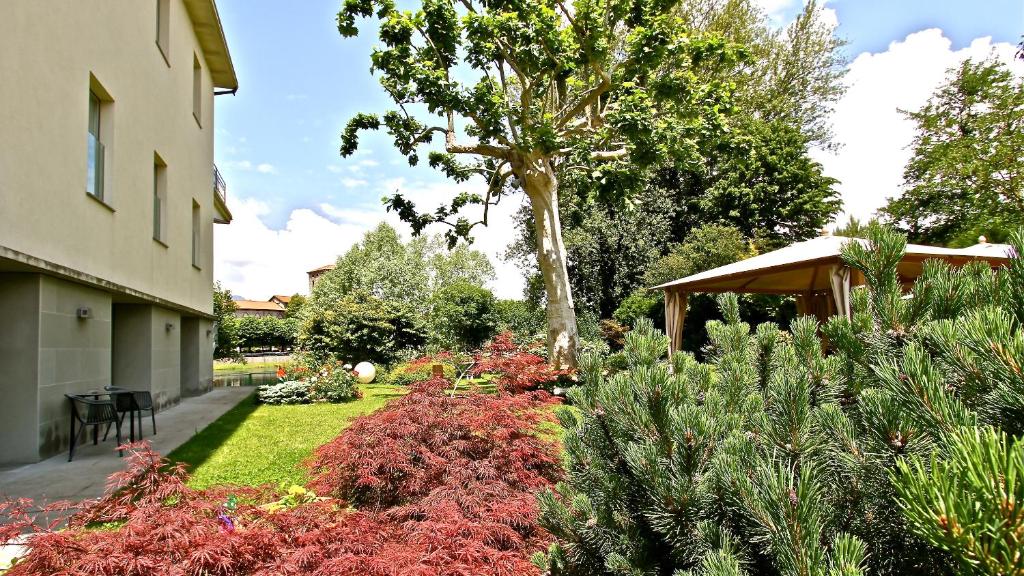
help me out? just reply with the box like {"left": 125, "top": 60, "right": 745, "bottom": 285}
{"left": 654, "top": 233, "right": 1013, "bottom": 355}
{"left": 653, "top": 234, "right": 1012, "bottom": 294}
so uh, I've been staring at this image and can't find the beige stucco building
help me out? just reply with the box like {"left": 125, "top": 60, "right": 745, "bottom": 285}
{"left": 0, "top": 0, "right": 237, "bottom": 463}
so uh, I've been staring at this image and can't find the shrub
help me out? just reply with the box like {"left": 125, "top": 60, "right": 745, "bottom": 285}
{"left": 257, "top": 380, "right": 312, "bottom": 404}
{"left": 428, "top": 281, "right": 499, "bottom": 351}
{"left": 471, "top": 332, "right": 567, "bottom": 393}
{"left": 379, "top": 352, "right": 462, "bottom": 386}
{"left": 539, "top": 227, "right": 1024, "bottom": 576}
{"left": 307, "top": 386, "right": 562, "bottom": 508}
{"left": 494, "top": 299, "right": 546, "bottom": 338}
{"left": 612, "top": 288, "right": 661, "bottom": 327}
{"left": 258, "top": 358, "right": 359, "bottom": 404}
{"left": 298, "top": 289, "right": 426, "bottom": 366}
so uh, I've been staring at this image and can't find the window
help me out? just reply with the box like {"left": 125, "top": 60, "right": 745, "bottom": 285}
{"left": 86, "top": 91, "right": 104, "bottom": 199}
{"left": 192, "top": 54, "right": 202, "bottom": 126}
{"left": 86, "top": 77, "right": 114, "bottom": 204}
{"left": 153, "top": 154, "right": 167, "bottom": 243}
{"left": 156, "top": 0, "right": 170, "bottom": 64}
{"left": 191, "top": 201, "right": 201, "bottom": 268}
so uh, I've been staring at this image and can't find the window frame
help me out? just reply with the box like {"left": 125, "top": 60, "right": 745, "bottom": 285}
{"left": 192, "top": 54, "right": 202, "bottom": 127}
{"left": 153, "top": 154, "right": 168, "bottom": 246}
{"left": 191, "top": 200, "right": 201, "bottom": 269}
{"left": 155, "top": 0, "right": 170, "bottom": 66}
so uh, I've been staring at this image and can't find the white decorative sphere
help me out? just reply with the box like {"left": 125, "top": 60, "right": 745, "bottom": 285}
{"left": 353, "top": 361, "right": 376, "bottom": 383}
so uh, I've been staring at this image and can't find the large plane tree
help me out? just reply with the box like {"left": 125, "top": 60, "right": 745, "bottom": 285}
{"left": 337, "top": 0, "right": 741, "bottom": 367}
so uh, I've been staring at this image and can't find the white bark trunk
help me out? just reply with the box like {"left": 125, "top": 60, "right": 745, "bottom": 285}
{"left": 521, "top": 160, "right": 579, "bottom": 369}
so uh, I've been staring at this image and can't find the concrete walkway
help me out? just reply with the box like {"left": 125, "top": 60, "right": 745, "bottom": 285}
{"left": 0, "top": 386, "right": 253, "bottom": 504}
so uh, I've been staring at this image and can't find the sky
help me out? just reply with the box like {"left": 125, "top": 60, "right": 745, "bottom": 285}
{"left": 211, "top": 0, "right": 1023, "bottom": 300}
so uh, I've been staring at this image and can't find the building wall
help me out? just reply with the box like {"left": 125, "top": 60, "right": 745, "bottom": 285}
{"left": 151, "top": 307, "right": 182, "bottom": 409}
{"left": 0, "top": 275, "right": 41, "bottom": 464}
{"left": 0, "top": 0, "right": 219, "bottom": 316}
{"left": 36, "top": 277, "right": 113, "bottom": 457}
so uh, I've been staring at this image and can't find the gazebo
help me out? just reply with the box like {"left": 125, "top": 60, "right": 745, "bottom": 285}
{"left": 653, "top": 233, "right": 1013, "bottom": 355}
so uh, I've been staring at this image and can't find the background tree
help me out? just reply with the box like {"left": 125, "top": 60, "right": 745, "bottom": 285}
{"left": 882, "top": 58, "right": 1024, "bottom": 246}
{"left": 285, "top": 294, "right": 307, "bottom": 319}
{"left": 311, "top": 223, "right": 493, "bottom": 317}
{"left": 213, "top": 282, "right": 240, "bottom": 360}
{"left": 833, "top": 215, "right": 876, "bottom": 238}
{"left": 507, "top": 0, "right": 843, "bottom": 328}
{"left": 299, "top": 290, "right": 427, "bottom": 366}
{"left": 428, "top": 281, "right": 499, "bottom": 351}
{"left": 336, "top": 0, "right": 744, "bottom": 367}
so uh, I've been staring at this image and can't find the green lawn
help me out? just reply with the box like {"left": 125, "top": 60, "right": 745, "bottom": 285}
{"left": 168, "top": 384, "right": 407, "bottom": 489}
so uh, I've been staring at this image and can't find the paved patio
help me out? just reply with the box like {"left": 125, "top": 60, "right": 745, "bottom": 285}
{"left": 0, "top": 386, "right": 253, "bottom": 504}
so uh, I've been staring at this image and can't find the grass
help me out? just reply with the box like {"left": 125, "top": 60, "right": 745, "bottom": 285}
{"left": 168, "top": 384, "right": 408, "bottom": 489}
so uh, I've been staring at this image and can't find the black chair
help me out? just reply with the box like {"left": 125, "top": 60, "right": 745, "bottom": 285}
{"left": 66, "top": 394, "right": 122, "bottom": 462}
{"left": 104, "top": 386, "right": 156, "bottom": 440}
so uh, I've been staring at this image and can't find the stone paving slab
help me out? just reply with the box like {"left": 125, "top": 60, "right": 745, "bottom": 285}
{"left": 0, "top": 386, "right": 254, "bottom": 505}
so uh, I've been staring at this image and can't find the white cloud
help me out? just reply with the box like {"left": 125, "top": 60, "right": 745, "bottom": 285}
{"left": 215, "top": 179, "right": 529, "bottom": 300}
{"left": 811, "top": 30, "right": 1023, "bottom": 224}
{"left": 359, "top": 159, "right": 380, "bottom": 167}
{"left": 341, "top": 177, "right": 368, "bottom": 188}
{"left": 755, "top": 0, "right": 798, "bottom": 22}
{"left": 226, "top": 160, "right": 253, "bottom": 171}
{"left": 256, "top": 163, "right": 277, "bottom": 174}
{"left": 326, "top": 164, "right": 344, "bottom": 174}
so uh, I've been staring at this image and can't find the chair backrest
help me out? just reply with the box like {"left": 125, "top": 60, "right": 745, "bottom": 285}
{"left": 132, "top": 391, "right": 154, "bottom": 410}
{"left": 108, "top": 390, "right": 136, "bottom": 411}
{"left": 65, "top": 395, "right": 118, "bottom": 425}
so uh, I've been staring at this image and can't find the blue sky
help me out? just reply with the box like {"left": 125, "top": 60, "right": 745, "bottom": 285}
{"left": 212, "top": 0, "right": 1023, "bottom": 299}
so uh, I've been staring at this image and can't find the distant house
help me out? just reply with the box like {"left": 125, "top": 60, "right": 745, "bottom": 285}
{"left": 269, "top": 295, "right": 291, "bottom": 307}
{"left": 307, "top": 264, "right": 336, "bottom": 292}
{"left": 234, "top": 300, "right": 286, "bottom": 318}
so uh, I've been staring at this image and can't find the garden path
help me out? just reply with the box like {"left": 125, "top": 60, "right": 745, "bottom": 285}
{"left": 0, "top": 387, "right": 253, "bottom": 505}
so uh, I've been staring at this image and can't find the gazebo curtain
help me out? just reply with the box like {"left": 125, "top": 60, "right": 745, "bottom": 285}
{"left": 829, "top": 265, "right": 852, "bottom": 319}
{"left": 665, "top": 290, "right": 687, "bottom": 357}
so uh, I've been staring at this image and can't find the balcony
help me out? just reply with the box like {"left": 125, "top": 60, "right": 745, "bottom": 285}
{"left": 214, "top": 164, "right": 227, "bottom": 204}
{"left": 213, "top": 164, "right": 232, "bottom": 224}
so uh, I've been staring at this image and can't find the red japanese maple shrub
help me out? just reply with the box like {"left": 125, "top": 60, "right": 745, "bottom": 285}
{"left": 471, "top": 331, "right": 568, "bottom": 393}
{"left": 306, "top": 385, "right": 562, "bottom": 508}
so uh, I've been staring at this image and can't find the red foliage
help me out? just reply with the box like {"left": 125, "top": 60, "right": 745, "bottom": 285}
{"left": 472, "top": 332, "right": 567, "bottom": 393}
{"left": 6, "top": 389, "right": 563, "bottom": 576}
{"left": 307, "top": 386, "right": 562, "bottom": 508}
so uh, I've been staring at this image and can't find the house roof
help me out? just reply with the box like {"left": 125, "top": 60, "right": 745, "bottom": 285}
{"left": 270, "top": 295, "right": 292, "bottom": 303}
{"left": 653, "top": 235, "right": 1014, "bottom": 295}
{"left": 183, "top": 0, "right": 238, "bottom": 90}
{"left": 235, "top": 300, "right": 285, "bottom": 311}
{"left": 307, "top": 264, "right": 337, "bottom": 274}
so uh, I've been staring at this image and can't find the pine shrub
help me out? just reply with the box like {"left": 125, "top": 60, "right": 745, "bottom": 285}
{"left": 538, "top": 226, "right": 1024, "bottom": 576}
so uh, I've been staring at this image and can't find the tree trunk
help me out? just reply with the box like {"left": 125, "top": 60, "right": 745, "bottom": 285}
{"left": 521, "top": 159, "right": 579, "bottom": 369}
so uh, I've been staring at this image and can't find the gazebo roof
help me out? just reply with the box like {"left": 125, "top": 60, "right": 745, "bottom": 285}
{"left": 653, "top": 234, "right": 1013, "bottom": 295}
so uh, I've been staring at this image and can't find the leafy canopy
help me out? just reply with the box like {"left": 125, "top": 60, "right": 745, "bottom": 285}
{"left": 337, "top": 0, "right": 744, "bottom": 241}
{"left": 883, "top": 58, "right": 1024, "bottom": 246}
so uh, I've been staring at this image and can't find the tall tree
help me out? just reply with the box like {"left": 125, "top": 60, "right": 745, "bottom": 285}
{"left": 883, "top": 58, "right": 1024, "bottom": 246}
{"left": 508, "top": 0, "right": 843, "bottom": 323}
{"left": 336, "top": 0, "right": 742, "bottom": 367}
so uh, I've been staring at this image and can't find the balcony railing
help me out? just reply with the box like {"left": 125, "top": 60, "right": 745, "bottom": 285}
{"left": 213, "top": 164, "right": 227, "bottom": 204}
